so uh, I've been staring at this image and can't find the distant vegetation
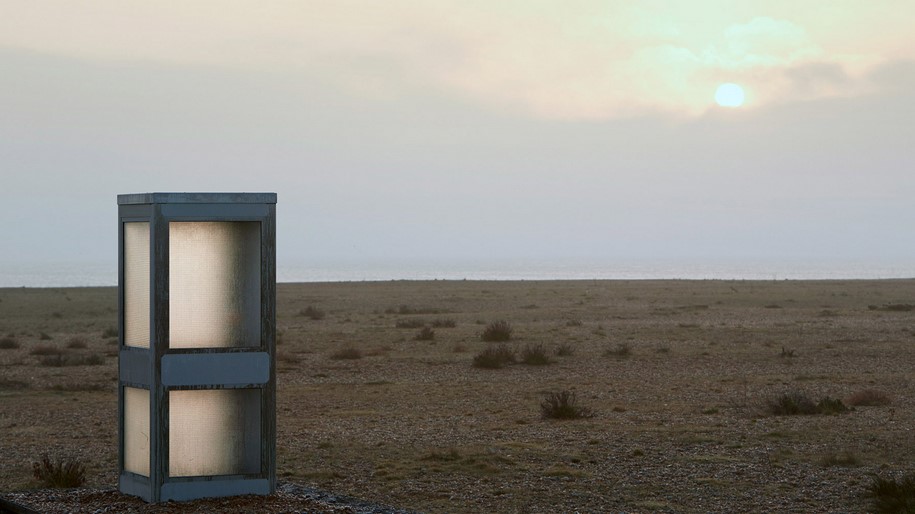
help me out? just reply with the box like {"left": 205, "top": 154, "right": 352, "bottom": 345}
{"left": 845, "top": 389, "right": 892, "bottom": 407}
{"left": 481, "top": 321, "right": 513, "bottom": 342}
{"left": 540, "top": 390, "right": 594, "bottom": 420}
{"left": 764, "top": 391, "right": 849, "bottom": 416}
{"left": 0, "top": 337, "right": 20, "bottom": 350}
{"left": 472, "top": 344, "right": 515, "bottom": 369}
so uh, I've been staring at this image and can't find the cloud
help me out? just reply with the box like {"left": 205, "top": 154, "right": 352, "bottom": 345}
{"left": 0, "top": 2, "right": 911, "bottom": 120}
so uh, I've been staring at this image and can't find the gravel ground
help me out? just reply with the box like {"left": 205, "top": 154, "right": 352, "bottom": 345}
{"left": 0, "top": 482, "right": 414, "bottom": 513}
{"left": 2, "top": 281, "right": 914, "bottom": 512}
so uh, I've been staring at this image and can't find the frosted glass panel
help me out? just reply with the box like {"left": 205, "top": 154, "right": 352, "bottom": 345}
{"left": 124, "top": 222, "right": 150, "bottom": 348}
{"left": 169, "top": 222, "right": 260, "bottom": 348}
{"left": 169, "top": 389, "right": 261, "bottom": 477}
{"left": 124, "top": 387, "right": 150, "bottom": 477}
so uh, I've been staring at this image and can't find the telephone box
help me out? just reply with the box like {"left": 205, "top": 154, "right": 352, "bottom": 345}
{"left": 117, "top": 192, "right": 276, "bottom": 502}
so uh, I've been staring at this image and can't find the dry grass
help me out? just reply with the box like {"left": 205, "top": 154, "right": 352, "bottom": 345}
{"left": 65, "top": 337, "right": 88, "bottom": 349}
{"left": 540, "top": 390, "right": 594, "bottom": 419}
{"left": 0, "top": 337, "right": 20, "bottom": 349}
{"left": 329, "top": 346, "right": 362, "bottom": 360}
{"left": 472, "top": 344, "right": 515, "bottom": 368}
{"left": 846, "top": 388, "right": 892, "bottom": 407}
{"left": 480, "top": 320, "right": 513, "bottom": 342}
{"left": 31, "top": 456, "right": 86, "bottom": 488}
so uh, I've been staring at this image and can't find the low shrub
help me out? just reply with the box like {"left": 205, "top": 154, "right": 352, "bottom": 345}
{"left": 520, "top": 343, "right": 551, "bottom": 365}
{"left": 329, "top": 346, "right": 362, "bottom": 360}
{"left": 540, "top": 390, "right": 594, "bottom": 420}
{"left": 816, "top": 396, "right": 850, "bottom": 415}
{"left": 32, "top": 455, "right": 86, "bottom": 488}
{"left": 846, "top": 389, "right": 892, "bottom": 407}
{"left": 39, "top": 353, "right": 105, "bottom": 367}
{"left": 869, "top": 303, "right": 914, "bottom": 312}
{"left": 414, "top": 327, "right": 435, "bottom": 341}
{"left": 431, "top": 318, "right": 456, "bottom": 328}
{"left": 66, "top": 337, "right": 88, "bottom": 349}
{"left": 555, "top": 343, "right": 574, "bottom": 356}
{"left": 39, "top": 332, "right": 52, "bottom": 340}
{"left": 0, "top": 337, "right": 19, "bottom": 349}
{"left": 765, "top": 391, "right": 817, "bottom": 415}
{"left": 779, "top": 346, "right": 796, "bottom": 358}
{"left": 30, "top": 344, "right": 63, "bottom": 356}
{"left": 276, "top": 352, "right": 301, "bottom": 364}
{"left": 868, "top": 473, "right": 915, "bottom": 513}
{"left": 472, "top": 344, "right": 515, "bottom": 369}
{"left": 48, "top": 382, "right": 110, "bottom": 392}
{"left": 0, "top": 379, "right": 30, "bottom": 390}
{"left": 395, "top": 319, "right": 425, "bottom": 329}
{"left": 386, "top": 305, "right": 443, "bottom": 315}
{"left": 820, "top": 451, "right": 860, "bottom": 467}
{"left": 604, "top": 342, "right": 632, "bottom": 358}
{"left": 481, "top": 321, "right": 513, "bottom": 342}
{"left": 102, "top": 327, "right": 118, "bottom": 338}
{"left": 300, "top": 306, "right": 326, "bottom": 320}
{"left": 764, "top": 391, "right": 849, "bottom": 416}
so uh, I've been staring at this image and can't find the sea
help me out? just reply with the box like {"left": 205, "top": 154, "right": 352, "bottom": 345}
{"left": 1, "top": 258, "right": 912, "bottom": 288}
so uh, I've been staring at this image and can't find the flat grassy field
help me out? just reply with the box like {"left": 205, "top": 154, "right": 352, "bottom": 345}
{"left": 1, "top": 280, "right": 914, "bottom": 512}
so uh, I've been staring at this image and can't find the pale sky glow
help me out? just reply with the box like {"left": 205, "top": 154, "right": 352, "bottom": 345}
{"left": 1, "top": 1, "right": 913, "bottom": 272}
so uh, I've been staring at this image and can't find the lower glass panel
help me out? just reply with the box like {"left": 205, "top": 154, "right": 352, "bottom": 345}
{"left": 168, "top": 389, "right": 261, "bottom": 477}
{"left": 124, "top": 387, "right": 150, "bottom": 477}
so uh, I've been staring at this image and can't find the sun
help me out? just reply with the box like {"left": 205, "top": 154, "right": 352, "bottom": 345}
{"left": 715, "top": 83, "right": 745, "bottom": 108}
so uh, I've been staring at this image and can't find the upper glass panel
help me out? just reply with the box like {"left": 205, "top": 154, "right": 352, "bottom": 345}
{"left": 169, "top": 222, "right": 261, "bottom": 348}
{"left": 124, "top": 222, "right": 150, "bottom": 348}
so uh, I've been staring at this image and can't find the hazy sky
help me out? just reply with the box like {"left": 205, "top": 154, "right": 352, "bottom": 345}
{"left": 1, "top": 1, "right": 913, "bottom": 268}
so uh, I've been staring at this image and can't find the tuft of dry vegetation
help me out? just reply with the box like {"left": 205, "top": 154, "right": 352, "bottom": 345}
{"left": 329, "top": 346, "right": 362, "bottom": 360}
{"left": 481, "top": 320, "right": 513, "bottom": 342}
{"left": 386, "top": 305, "right": 443, "bottom": 315}
{"left": 29, "top": 344, "right": 63, "bottom": 356}
{"left": 604, "top": 342, "right": 632, "bottom": 358}
{"left": 868, "top": 473, "right": 915, "bottom": 513}
{"left": 395, "top": 319, "right": 425, "bottom": 329}
{"left": 32, "top": 455, "right": 86, "bottom": 488}
{"left": 763, "top": 391, "right": 849, "bottom": 416}
{"left": 299, "top": 306, "right": 326, "bottom": 320}
{"left": 65, "top": 337, "right": 88, "bottom": 349}
{"left": 0, "top": 379, "right": 30, "bottom": 390}
{"left": 540, "top": 390, "right": 594, "bottom": 420}
{"left": 431, "top": 318, "right": 456, "bottom": 328}
{"left": 820, "top": 451, "right": 861, "bottom": 467}
{"left": 39, "top": 353, "right": 105, "bottom": 367}
{"left": 845, "top": 389, "right": 892, "bottom": 407}
{"left": 413, "top": 327, "right": 435, "bottom": 341}
{"left": 520, "top": 343, "right": 551, "bottom": 365}
{"left": 0, "top": 336, "right": 20, "bottom": 349}
{"left": 555, "top": 343, "right": 574, "bottom": 356}
{"left": 472, "top": 344, "right": 515, "bottom": 369}
{"left": 101, "top": 327, "right": 118, "bottom": 338}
